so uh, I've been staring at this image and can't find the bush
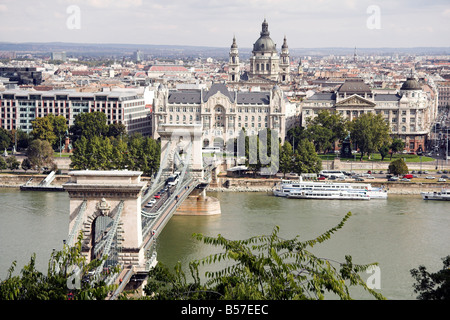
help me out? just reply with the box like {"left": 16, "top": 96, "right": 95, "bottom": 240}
{"left": 388, "top": 158, "right": 408, "bottom": 175}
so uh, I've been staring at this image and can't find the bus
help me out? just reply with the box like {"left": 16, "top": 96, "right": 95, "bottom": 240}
{"left": 202, "top": 147, "right": 222, "bottom": 154}
{"left": 319, "top": 170, "right": 346, "bottom": 179}
{"left": 167, "top": 171, "right": 181, "bottom": 186}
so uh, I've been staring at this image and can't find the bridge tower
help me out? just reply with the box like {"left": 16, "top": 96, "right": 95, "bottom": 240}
{"left": 157, "top": 123, "right": 204, "bottom": 180}
{"left": 64, "top": 170, "right": 148, "bottom": 269}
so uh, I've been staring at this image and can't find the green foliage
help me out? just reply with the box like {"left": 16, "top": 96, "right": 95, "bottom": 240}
{"left": 410, "top": 255, "right": 450, "bottom": 300}
{"left": 306, "top": 110, "right": 348, "bottom": 153}
{"left": 144, "top": 213, "right": 385, "bottom": 300}
{"left": 21, "top": 157, "right": 32, "bottom": 172}
{"left": 70, "top": 112, "right": 109, "bottom": 143}
{"left": 0, "top": 157, "right": 7, "bottom": 171}
{"left": 70, "top": 133, "right": 160, "bottom": 175}
{"left": 6, "top": 156, "right": 20, "bottom": 171}
{"left": 350, "top": 113, "right": 391, "bottom": 160}
{"left": 388, "top": 158, "right": 409, "bottom": 175}
{"left": 26, "top": 139, "right": 55, "bottom": 172}
{"left": 279, "top": 141, "right": 293, "bottom": 176}
{"left": 390, "top": 137, "right": 405, "bottom": 160}
{"left": 0, "top": 233, "right": 119, "bottom": 300}
{"left": 292, "top": 139, "right": 322, "bottom": 174}
{"left": 0, "top": 127, "right": 12, "bottom": 150}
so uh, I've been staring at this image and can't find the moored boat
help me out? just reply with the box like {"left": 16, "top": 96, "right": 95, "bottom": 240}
{"left": 421, "top": 189, "right": 450, "bottom": 201}
{"left": 272, "top": 177, "right": 387, "bottom": 200}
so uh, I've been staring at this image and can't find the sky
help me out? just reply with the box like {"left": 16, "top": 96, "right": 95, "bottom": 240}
{"left": 0, "top": 0, "right": 449, "bottom": 49}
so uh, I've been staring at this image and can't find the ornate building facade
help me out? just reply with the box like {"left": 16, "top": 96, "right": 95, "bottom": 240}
{"left": 152, "top": 82, "right": 293, "bottom": 149}
{"left": 301, "top": 76, "right": 439, "bottom": 153}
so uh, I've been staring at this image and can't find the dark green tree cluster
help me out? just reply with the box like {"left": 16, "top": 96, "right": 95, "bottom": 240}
{"left": 69, "top": 112, "right": 160, "bottom": 176}
{"left": 144, "top": 212, "right": 385, "bottom": 300}
{"left": 410, "top": 255, "right": 450, "bottom": 300}
{"left": 279, "top": 139, "right": 322, "bottom": 176}
{"left": 291, "top": 110, "right": 395, "bottom": 160}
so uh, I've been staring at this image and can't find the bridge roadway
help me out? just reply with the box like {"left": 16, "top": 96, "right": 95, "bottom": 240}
{"left": 107, "top": 175, "right": 200, "bottom": 299}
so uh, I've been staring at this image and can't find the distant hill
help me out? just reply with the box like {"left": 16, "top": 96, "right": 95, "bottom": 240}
{"left": 0, "top": 42, "right": 449, "bottom": 59}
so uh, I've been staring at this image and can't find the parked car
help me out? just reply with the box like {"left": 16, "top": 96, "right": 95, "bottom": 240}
{"left": 318, "top": 176, "right": 326, "bottom": 180}
{"left": 154, "top": 194, "right": 161, "bottom": 199}
{"left": 441, "top": 175, "right": 449, "bottom": 179}
{"left": 425, "top": 176, "right": 435, "bottom": 179}
{"left": 354, "top": 177, "right": 365, "bottom": 181}
{"left": 366, "top": 175, "right": 375, "bottom": 179}
{"left": 388, "top": 176, "right": 399, "bottom": 181}
{"left": 438, "top": 178, "right": 446, "bottom": 182}
{"left": 401, "top": 178, "right": 411, "bottom": 182}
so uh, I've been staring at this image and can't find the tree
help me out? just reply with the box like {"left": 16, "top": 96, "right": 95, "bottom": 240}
{"left": 70, "top": 112, "right": 109, "bottom": 143}
{"left": 286, "top": 126, "right": 307, "bottom": 151}
{"left": 378, "top": 143, "right": 390, "bottom": 161}
{"left": 0, "top": 157, "right": 7, "bottom": 172}
{"left": 144, "top": 212, "right": 385, "bottom": 300}
{"left": 0, "top": 127, "right": 12, "bottom": 150}
{"left": 6, "top": 156, "right": 20, "bottom": 171}
{"left": 21, "top": 157, "right": 32, "bottom": 172}
{"left": 410, "top": 255, "right": 450, "bottom": 300}
{"left": 388, "top": 158, "right": 408, "bottom": 176}
{"left": 292, "top": 139, "right": 322, "bottom": 174}
{"left": 108, "top": 122, "right": 127, "bottom": 138}
{"left": 26, "top": 139, "right": 54, "bottom": 172}
{"left": 349, "top": 113, "right": 391, "bottom": 160}
{"left": 390, "top": 137, "right": 405, "bottom": 160}
{"left": 31, "top": 116, "right": 57, "bottom": 146}
{"left": 279, "top": 141, "right": 293, "bottom": 177}
{"left": 0, "top": 233, "right": 119, "bottom": 300}
{"left": 306, "top": 110, "right": 348, "bottom": 153}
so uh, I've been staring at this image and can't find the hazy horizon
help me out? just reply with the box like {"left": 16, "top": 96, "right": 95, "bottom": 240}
{"left": 0, "top": 1, "right": 449, "bottom": 49}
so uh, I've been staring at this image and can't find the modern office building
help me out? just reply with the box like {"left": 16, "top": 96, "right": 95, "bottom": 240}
{"left": 0, "top": 89, "right": 151, "bottom": 136}
{"left": 0, "top": 67, "right": 42, "bottom": 86}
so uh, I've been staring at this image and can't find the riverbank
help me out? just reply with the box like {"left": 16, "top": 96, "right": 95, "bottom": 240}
{"left": 0, "top": 173, "right": 447, "bottom": 195}
{"left": 207, "top": 176, "right": 449, "bottom": 195}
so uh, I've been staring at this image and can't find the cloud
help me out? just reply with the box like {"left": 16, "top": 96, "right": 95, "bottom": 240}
{"left": 69, "top": 0, "right": 143, "bottom": 9}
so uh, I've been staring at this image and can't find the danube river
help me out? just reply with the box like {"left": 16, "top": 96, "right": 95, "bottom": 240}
{"left": 1, "top": 188, "right": 449, "bottom": 300}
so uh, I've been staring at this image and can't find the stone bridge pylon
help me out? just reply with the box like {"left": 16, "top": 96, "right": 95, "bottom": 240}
{"left": 63, "top": 170, "right": 148, "bottom": 269}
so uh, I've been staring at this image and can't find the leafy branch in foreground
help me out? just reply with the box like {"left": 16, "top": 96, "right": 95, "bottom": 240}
{"left": 410, "top": 255, "right": 450, "bottom": 300}
{"left": 0, "top": 233, "right": 120, "bottom": 300}
{"left": 144, "top": 212, "right": 386, "bottom": 300}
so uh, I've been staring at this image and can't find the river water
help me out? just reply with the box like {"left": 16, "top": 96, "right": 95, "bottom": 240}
{"left": 1, "top": 188, "right": 449, "bottom": 300}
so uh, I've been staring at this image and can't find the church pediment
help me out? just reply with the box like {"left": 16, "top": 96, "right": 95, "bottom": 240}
{"left": 335, "top": 94, "right": 376, "bottom": 108}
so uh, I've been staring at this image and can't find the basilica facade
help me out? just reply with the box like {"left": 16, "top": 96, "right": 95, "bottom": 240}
{"left": 228, "top": 19, "right": 290, "bottom": 85}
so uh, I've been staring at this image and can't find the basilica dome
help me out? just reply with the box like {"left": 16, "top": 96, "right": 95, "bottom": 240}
{"left": 252, "top": 19, "right": 277, "bottom": 53}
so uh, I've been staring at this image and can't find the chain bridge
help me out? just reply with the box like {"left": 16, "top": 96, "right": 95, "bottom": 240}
{"left": 62, "top": 124, "right": 219, "bottom": 299}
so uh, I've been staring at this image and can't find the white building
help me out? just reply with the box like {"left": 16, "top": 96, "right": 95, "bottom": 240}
{"left": 301, "top": 76, "right": 438, "bottom": 153}
{"left": 152, "top": 82, "right": 296, "bottom": 148}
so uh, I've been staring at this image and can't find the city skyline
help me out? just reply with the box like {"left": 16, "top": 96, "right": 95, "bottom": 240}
{"left": 0, "top": 0, "right": 449, "bottom": 49}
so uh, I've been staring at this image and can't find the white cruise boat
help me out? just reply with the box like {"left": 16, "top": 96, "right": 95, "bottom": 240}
{"left": 287, "top": 189, "right": 370, "bottom": 200}
{"left": 272, "top": 177, "right": 388, "bottom": 200}
{"left": 421, "top": 189, "right": 450, "bottom": 201}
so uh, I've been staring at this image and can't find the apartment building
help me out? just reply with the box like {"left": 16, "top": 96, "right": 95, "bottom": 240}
{"left": 0, "top": 89, "right": 151, "bottom": 136}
